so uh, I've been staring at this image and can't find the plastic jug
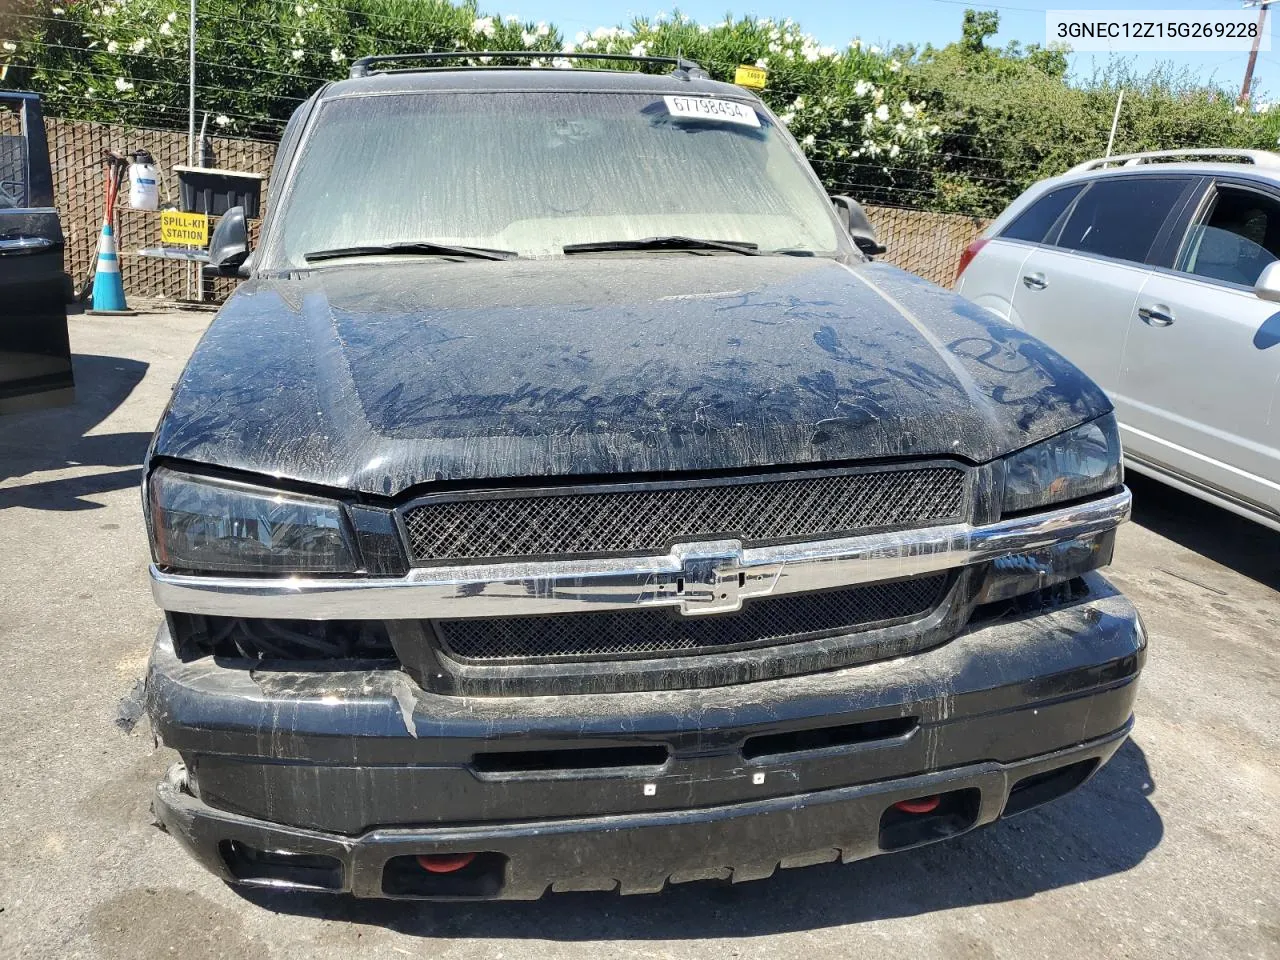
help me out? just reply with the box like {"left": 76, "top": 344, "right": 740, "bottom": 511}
{"left": 128, "top": 151, "right": 160, "bottom": 211}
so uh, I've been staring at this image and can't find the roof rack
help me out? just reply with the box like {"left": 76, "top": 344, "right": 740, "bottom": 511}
{"left": 348, "top": 51, "right": 711, "bottom": 81}
{"left": 1068, "top": 148, "right": 1280, "bottom": 173}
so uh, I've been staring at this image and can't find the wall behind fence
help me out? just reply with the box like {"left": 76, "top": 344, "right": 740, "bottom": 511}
{"left": 48, "top": 116, "right": 984, "bottom": 298}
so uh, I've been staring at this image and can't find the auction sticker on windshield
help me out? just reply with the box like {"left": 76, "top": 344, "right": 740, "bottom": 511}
{"left": 663, "top": 96, "right": 760, "bottom": 127}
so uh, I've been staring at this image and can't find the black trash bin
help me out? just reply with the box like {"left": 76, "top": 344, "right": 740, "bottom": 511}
{"left": 173, "top": 165, "right": 265, "bottom": 218}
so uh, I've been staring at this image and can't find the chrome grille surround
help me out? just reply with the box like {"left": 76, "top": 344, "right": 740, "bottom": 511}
{"left": 401, "top": 464, "right": 967, "bottom": 564}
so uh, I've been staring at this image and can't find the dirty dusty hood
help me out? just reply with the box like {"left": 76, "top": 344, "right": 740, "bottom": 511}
{"left": 151, "top": 256, "right": 1111, "bottom": 497}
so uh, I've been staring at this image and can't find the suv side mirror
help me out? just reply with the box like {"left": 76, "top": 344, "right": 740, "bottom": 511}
{"left": 1256, "top": 260, "right": 1280, "bottom": 302}
{"left": 830, "top": 195, "right": 886, "bottom": 257}
{"left": 205, "top": 206, "right": 250, "bottom": 278}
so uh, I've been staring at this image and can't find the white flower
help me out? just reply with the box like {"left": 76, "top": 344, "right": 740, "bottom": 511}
{"left": 552, "top": 57, "right": 573, "bottom": 69}
{"left": 1234, "top": 104, "right": 1246, "bottom": 114}
{"left": 574, "top": 30, "right": 587, "bottom": 44}
{"left": 928, "top": 124, "right": 941, "bottom": 135}
{"left": 158, "top": 21, "right": 172, "bottom": 35}
{"left": 215, "top": 114, "right": 229, "bottom": 126}
{"left": 580, "top": 39, "right": 597, "bottom": 51}
{"left": 294, "top": 3, "right": 304, "bottom": 14}
{"left": 900, "top": 100, "right": 917, "bottom": 118}
{"left": 755, "top": 57, "right": 766, "bottom": 67}
{"left": 106, "top": 39, "right": 119, "bottom": 53}
{"left": 52, "top": 6, "right": 64, "bottom": 13}
{"left": 779, "top": 111, "right": 794, "bottom": 125}
{"left": 894, "top": 122, "right": 906, "bottom": 134}
{"left": 1257, "top": 101, "right": 1273, "bottom": 114}
{"left": 536, "top": 22, "right": 549, "bottom": 36}
{"left": 114, "top": 76, "right": 134, "bottom": 91}
{"left": 1, "top": 40, "right": 15, "bottom": 52}
{"left": 166, "top": 10, "right": 177, "bottom": 22}
{"left": 291, "top": 48, "right": 303, "bottom": 60}
{"left": 330, "top": 47, "right": 344, "bottom": 62}
{"left": 522, "top": 31, "right": 536, "bottom": 46}
{"left": 888, "top": 58, "right": 901, "bottom": 72}
{"left": 793, "top": 96, "right": 805, "bottom": 109}
{"left": 889, "top": 144, "right": 901, "bottom": 158}
{"left": 801, "top": 133, "right": 815, "bottom": 148}
{"left": 767, "top": 41, "right": 781, "bottom": 53}
{"left": 819, "top": 45, "right": 835, "bottom": 57}
{"left": 874, "top": 103, "right": 889, "bottom": 122}
{"left": 869, "top": 45, "right": 881, "bottom": 55}
{"left": 855, "top": 79, "right": 872, "bottom": 97}
{"left": 129, "top": 37, "right": 148, "bottom": 54}
{"left": 630, "top": 41, "right": 648, "bottom": 56}
{"left": 472, "top": 16, "right": 495, "bottom": 38}
{"left": 850, "top": 38, "right": 862, "bottom": 49}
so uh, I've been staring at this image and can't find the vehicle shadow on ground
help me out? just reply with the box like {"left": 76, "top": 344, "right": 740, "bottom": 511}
{"left": 240, "top": 738, "right": 1161, "bottom": 938}
{"left": 0, "top": 353, "right": 152, "bottom": 511}
{"left": 1126, "top": 473, "right": 1279, "bottom": 591}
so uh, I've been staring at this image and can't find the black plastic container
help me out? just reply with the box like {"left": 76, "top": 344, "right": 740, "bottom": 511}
{"left": 173, "top": 165, "right": 264, "bottom": 218}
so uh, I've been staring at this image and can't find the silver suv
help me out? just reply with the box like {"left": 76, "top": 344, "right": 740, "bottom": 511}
{"left": 956, "top": 149, "right": 1280, "bottom": 532}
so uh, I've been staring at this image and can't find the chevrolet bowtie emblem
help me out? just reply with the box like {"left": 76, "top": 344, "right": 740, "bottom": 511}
{"left": 665, "top": 540, "right": 774, "bottom": 616}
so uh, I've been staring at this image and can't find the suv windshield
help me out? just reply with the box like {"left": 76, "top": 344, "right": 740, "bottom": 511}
{"left": 272, "top": 91, "right": 846, "bottom": 265}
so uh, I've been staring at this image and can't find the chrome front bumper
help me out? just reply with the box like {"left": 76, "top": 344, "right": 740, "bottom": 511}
{"left": 149, "top": 488, "right": 1131, "bottom": 620}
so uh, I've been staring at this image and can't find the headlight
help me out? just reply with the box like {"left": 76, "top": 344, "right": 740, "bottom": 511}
{"left": 148, "top": 467, "right": 357, "bottom": 574}
{"left": 1002, "top": 413, "right": 1122, "bottom": 514}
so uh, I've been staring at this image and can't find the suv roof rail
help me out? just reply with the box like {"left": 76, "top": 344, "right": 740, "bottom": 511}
{"left": 348, "top": 51, "right": 711, "bottom": 80}
{"left": 1067, "top": 148, "right": 1280, "bottom": 173}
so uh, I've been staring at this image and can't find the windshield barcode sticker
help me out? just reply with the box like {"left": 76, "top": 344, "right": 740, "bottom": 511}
{"left": 663, "top": 96, "right": 760, "bottom": 127}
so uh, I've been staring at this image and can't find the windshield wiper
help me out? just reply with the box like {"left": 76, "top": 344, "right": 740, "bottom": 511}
{"left": 303, "top": 241, "right": 517, "bottom": 263}
{"left": 562, "top": 236, "right": 760, "bottom": 256}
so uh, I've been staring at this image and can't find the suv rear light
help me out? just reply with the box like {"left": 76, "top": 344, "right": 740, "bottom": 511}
{"left": 955, "top": 237, "right": 989, "bottom": 280}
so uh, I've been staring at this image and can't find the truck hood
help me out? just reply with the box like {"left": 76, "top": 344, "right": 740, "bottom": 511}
{"left": 151, "top": 256, "right": 1111, "bottom": 497}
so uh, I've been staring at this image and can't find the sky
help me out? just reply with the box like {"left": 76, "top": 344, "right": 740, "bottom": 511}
{"left": 527, "top": 0, "right": 1276, "bottom": 95}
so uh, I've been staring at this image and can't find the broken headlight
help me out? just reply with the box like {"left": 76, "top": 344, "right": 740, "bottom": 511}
{"left": 1001, "top": 413, "right": 1122, "bottom": 514}
{"left": 148, "top": 467, "right": 357, "bottom": 575}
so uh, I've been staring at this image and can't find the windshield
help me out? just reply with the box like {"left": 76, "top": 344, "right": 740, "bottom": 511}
{"left": 270, "top": 90, "right": 846, "bottom": 265}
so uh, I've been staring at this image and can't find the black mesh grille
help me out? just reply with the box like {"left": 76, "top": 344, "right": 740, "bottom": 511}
{"left": 404, "top": 467, "right": 965, "bottom": 563}
{"left": 434, "top": 575, "right": 950, "bottom": 662}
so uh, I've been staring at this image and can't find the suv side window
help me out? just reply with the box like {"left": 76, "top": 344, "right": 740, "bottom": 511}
{"left": 1054, "top": 177, "right": 1189, "bottom": 264}
{"left": 0, "top": 101, "right": 28, "bottom": 209}
{"left": 1175, "top": 184, "right": 1280, "bottom": 287}
{"left": 1000, "top": 184, "right": 1085, "bottom": 244}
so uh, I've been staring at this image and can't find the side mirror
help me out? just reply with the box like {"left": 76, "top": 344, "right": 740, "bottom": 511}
{"left": 830, "top": 195, "right": 886, "bottom": 257}
{"left": 1256, "top": 260, "right": 1280, "bottom": 302}
{"left": 205, "top": 206, "right": 250, "bottom": 278}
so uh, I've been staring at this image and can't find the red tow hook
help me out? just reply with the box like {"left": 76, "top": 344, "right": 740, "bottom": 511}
{"left": 892, "top": 795, "right": 941, "bottom": 814}
{"left": 416, "top": 852, "right": 478, "bottom": 873}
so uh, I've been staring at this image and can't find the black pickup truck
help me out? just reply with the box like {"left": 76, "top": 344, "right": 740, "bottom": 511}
{"left": 143, "top": 55, "right": 1144, "bottom": 900}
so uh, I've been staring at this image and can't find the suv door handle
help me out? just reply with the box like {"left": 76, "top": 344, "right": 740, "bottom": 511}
{"left": 1022, "top": 273, "right": 1047, "bottom": 290}
{"left": 1138, "top": 305, "right": 1175, "bottom": 327}
{"left": 0, "top": 236, "right": 55, "bottom": 256}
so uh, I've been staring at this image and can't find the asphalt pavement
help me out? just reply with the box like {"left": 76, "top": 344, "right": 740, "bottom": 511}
{"left": 0, "top": 309, "right": 1276, "bottom": 959}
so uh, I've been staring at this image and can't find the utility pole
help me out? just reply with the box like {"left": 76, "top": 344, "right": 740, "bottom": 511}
{"left": 1241, "top": 0, "right": 1273, "bottom": 105}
